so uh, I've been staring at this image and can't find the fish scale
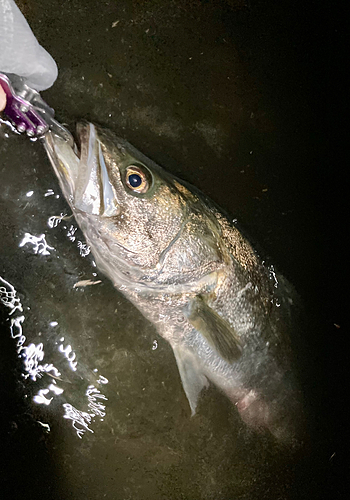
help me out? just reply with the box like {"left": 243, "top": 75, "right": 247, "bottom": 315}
{"left": 43, "top": 121, "right": 304, "bottom": 444}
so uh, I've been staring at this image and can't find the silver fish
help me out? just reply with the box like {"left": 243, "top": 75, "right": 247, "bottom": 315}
{"left": 44, "top": 122, "right": 303, "bottom": 442}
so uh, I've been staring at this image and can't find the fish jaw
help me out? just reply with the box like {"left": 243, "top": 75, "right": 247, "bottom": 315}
{"left": 43, "top": 128, "right": 80, "bottom": 207}
{"left": 43, "top": 123, "right": 119, "bottom": 217}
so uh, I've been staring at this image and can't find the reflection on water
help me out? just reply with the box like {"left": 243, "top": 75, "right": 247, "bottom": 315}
{"left": 63, "top": 380, "right": 109, "bottom": 438}
{"left": 0, "top": 276, "right": 23, "bottom": 316}
{"left": 19, "top": 232, "right": 54, "bottom": 255}
{"left": 34, "top": 384, "right": 63, "bottom": 405}
{"left": 0, "top": 0, "right": 338, "bottom": 497}
{"left": 47, "top": 212, "right": 68, "bottom": 228}
{"left": 59, "top": 339, "right": 78, "bottom": 371}
{"left": 44, "top": 188, "right": 55, "bottom": 197}
{"left": 77, "top": 240, "right": 90, "bottom": 257}
{"left": 62, "top": 403, "right": 94, "bottom": 438}
{"left": 1, "top": 274, "right": 109, "bottom": 440}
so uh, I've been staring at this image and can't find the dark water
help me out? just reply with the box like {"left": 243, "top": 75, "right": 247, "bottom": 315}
{"left": 0, "top": 1, "right": 344, "bottom": 499}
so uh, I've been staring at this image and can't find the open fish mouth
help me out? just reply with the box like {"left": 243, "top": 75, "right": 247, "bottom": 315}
{"left": 43, "top": 122, "right": 119, "bottom": 217}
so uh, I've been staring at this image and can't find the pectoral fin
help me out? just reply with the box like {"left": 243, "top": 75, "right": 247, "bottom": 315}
{"left": 172, "top": 344, "right": 209, "bottom": 415}
{"left": 185, "top": 295, "right": 242, "bottom": 363}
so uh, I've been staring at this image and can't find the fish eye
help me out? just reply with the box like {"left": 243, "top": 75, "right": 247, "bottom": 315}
{"left": 125, "top": 165, "right": 149, "bottom": 194}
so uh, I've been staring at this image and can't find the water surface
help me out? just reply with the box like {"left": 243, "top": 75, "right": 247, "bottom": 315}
{"left": 1, "top": 1, "right": 341, "bottom": 499}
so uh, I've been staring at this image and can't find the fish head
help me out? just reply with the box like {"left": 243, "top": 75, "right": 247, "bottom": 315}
{"left": 44, "top": 122, "right": 222, "bottom": 289}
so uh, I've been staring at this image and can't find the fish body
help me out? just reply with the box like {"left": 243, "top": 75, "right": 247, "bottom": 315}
{"left": 44, "top": 123, "right": 303, "bottom": 441}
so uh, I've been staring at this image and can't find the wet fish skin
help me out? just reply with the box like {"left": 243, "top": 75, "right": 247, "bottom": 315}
{"left": 44, "top": 122, "right": 303, "bottom": 442}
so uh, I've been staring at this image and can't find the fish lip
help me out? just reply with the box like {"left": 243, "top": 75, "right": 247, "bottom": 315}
{"left": 43, "top": 122, "right": 95, "bottom": 211}
{"left": 44, "top": 121, "right": 120, "bottom": 217}
{"left": 53, "top": 121, "right": 89, "bottom": 162}
{"left": 43, "top": 129, "right": 79, "bottom": 202}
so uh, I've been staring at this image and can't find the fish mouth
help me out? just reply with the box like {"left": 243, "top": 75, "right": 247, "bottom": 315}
{"left": 44, "top": 122, "right": 119, "bottom": 217}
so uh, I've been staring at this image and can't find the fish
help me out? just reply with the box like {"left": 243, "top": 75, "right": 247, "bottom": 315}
{"left": 43, "top": 122, "right": 304, "bottom": 442}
